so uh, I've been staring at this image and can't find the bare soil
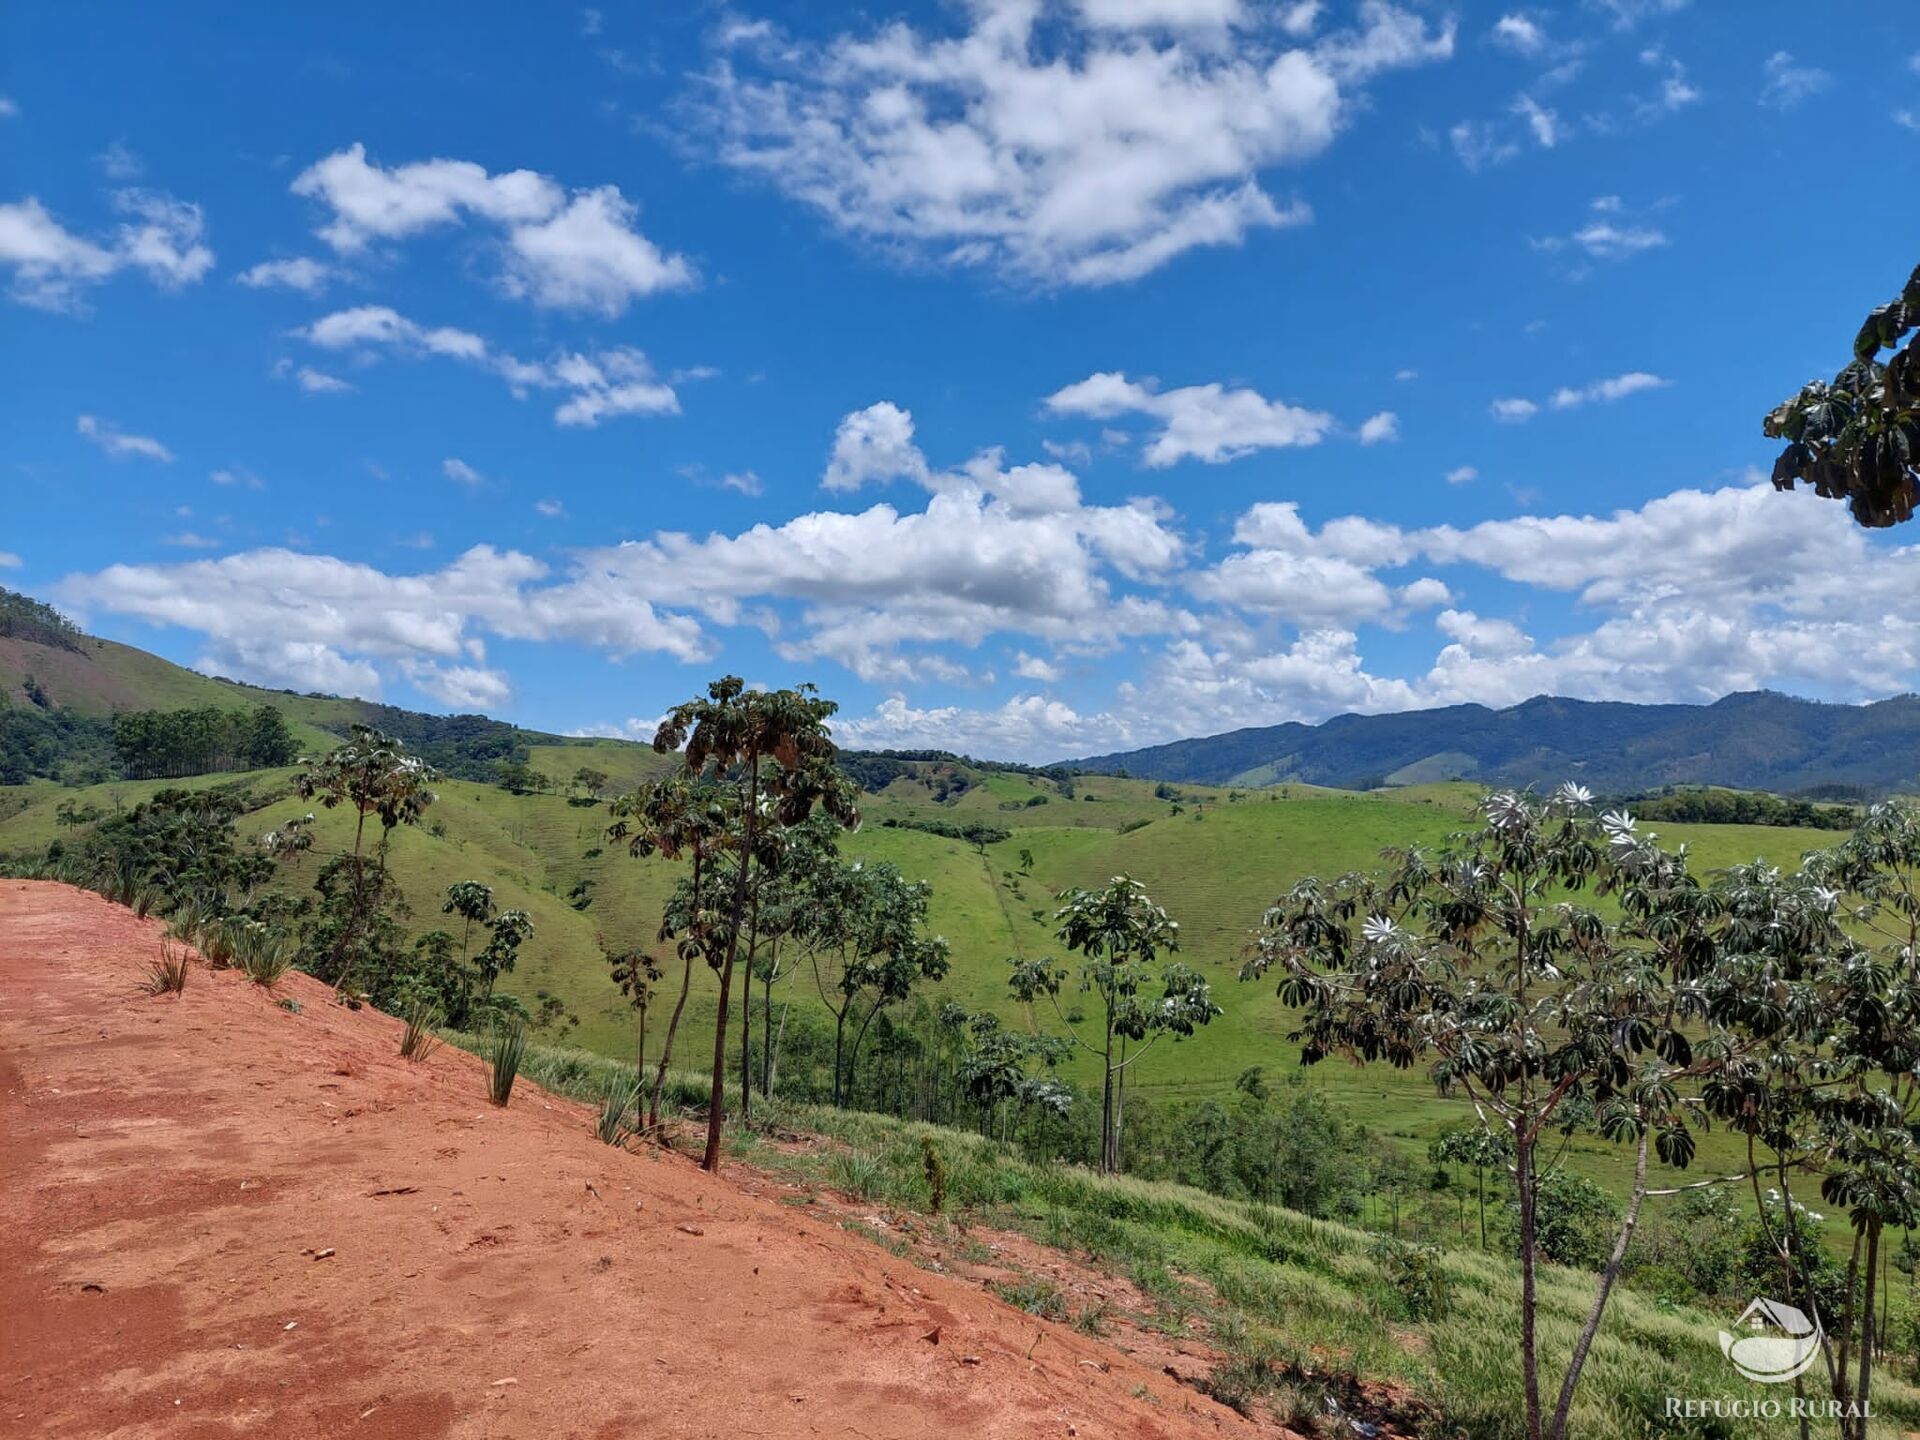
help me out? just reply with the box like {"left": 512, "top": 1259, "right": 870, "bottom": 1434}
{"left": 0, "top": 880, "right": 1259, "bottom": 1440}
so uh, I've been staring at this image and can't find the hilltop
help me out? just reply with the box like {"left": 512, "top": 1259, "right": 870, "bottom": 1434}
{"left": 1065, "top": 690, "right": 1920, "bottom": 796}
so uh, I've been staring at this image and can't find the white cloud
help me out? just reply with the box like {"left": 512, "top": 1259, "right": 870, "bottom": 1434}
{"left": 0, "top": 97, "right": 16, "bottom": 118}
{"left": 292, "top": 143, "right": 693, "bottom": 315}
{"left": 535, "top": 499, "right": 567, "bottom": 518}
{"left": 1760, "top": 51, "right": 1829, "bottom": 110}
{"left": 0, "top": 190, "right": 213, "bottom": 310}
{"left": 402, "top": 659, "right": 513, "bottom": 710}
{"left": 211, "top": 467, "right": 266, "bottom": 489}
{"left": 823, "top": 402, "right": 930, "bottom": 492}
{"left": 97, "top": 141, "right": 143, "bottom": 181}
{"left": 1490, "top": 15, "right": 1546, "bottom": 55}
{"left": 1448, "top": 120, "right": 1520, "bottom": 171}
{"left": 696, "top": 0, "right": 1450, "bottom": 286}
{"left": 76, "top": 414, "right": 173, "bottom": 462}
{"left": 1074, "top": 0, "right": 1243, "bottom": 31}
{"left": 1445, "top": 465, "right": 1478, "bottom": 485}
{"left": 1046, "top": 371, "right": 1335, "bottom": 466}
{"left": 237, "top": 256, "right": 334, "bottom": 293}
{"left": 1494, "top": 372, "right": 1667, "bottom": 421}
{"left": 443, "top": 458, "right": 485, "bottom": 487}
{"left": 1548, "top": 371, "right": 1669, "bottom": 408}
{"left": 1012, "top": 650, "right": 1062, "bottom": 682}
{"left": 1357, "top": 410, "right": 1399, "bottom": 445}
{"left": 1394, "top": 368, "right": 1418, "bottom": 381}
{"left": 720, "top": 471, "right": 764, "bottom": 496}
{"left": 296, "top": 304, "right": 680, "bottom": 426}
{"left": 293, "top": 365, "right": 353, "bottom": 394}
{"left": 1513, "top": 94, "right": 1561, "bottom": 148}
{"left": 162, "top": 531, "right": 220, "bottom": 549}
{"left": 0, "top": 552, "right": 23, "bottom": 568}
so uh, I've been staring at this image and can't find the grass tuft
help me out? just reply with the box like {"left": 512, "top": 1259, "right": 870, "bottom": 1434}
{"left": 596, "top": 1070, "right": 641, "bottom": 1146}
{"left": 141, "top": 940, "right": 190, "bottom": 995}
{"left": 485, "top": 1020, "right": 528, "bottom": 1106}
{"left": 399, "top": 997, "right": 441, "bottom": 1061}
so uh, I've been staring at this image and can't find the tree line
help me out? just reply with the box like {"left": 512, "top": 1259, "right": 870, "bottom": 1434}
{"left": 112, "top": 704, "right": 298, "bottom": 779}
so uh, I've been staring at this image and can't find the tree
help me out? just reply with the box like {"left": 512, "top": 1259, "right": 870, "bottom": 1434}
{"left": 572, "top": 766, "right": 610, "bottom": 802}
{"left": 1010, "top": 875, "right": 1219, "bottom": 1173}
{"left": 808, "top": 858, "right": 951, "bottom": 1107}
{"left": 649, "top": 677, "right": 857, "bottom": 1172}
{"left": 1766, "top": 260, "right": 1919, "bottom": 527}
{"left": 604, "top": 936, "right": 663, "bottom": 1077}
{"left": 1429, "top": 1126, "right": 1511, "bottom": 1252}
{"left": 1704, "top": 804, "right": 1920, "bottom": 1438}
{"left": 1243, "top": 786, "right": 1747, "bottom": 1440}
{"left": 297, "top": 726, "right": 438, "bottom": 997}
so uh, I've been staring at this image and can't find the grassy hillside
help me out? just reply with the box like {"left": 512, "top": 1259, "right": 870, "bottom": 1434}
{"left": 0, "top": 751, "right": 1841, "bottom": 1196}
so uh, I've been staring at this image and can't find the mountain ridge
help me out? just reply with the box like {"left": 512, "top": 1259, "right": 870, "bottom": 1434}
{"left": 1062, "top": 689, "right": 1920, "bottom": 796}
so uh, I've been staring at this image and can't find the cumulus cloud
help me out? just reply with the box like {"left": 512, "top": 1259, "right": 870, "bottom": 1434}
{"left": 237, "top": 256, "right": 334, "bottom": 293}
{"left": 0, "top": 190, "right": 213, "bottom": 310}
{"left": 1357, "top": 410, "right": 1399, "bottom": 445}
{"left": 291, "top": 143, "right": 693, "bottom": 315}
{"left": 443, "top": 458, "right": 485, "bottom": 487}
{"left": 1046, "top": 371, "right": 1335, "bottom": 465}
{"left": 823, "top": 402, "right": 930, "bottom": 492}
{"left": 295, "top": 304, "right": 680, "bottom": 426}
{"left": 694, "top": 0, "right": 1451, "bottom": 286}
{"left": 1489, "top": 14, "right": 1546, "bottom": 55}
{"left": 76, "top": 414, "right": 173, "bottom": 462}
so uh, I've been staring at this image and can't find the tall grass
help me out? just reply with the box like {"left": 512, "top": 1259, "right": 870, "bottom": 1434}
{"left": 485, "top": 1021, "right": 528, "bottom": 1106}
{"left": 399, "top": 998, "right": 440, "bottom": 1061}
{"left": 231, "top": 921, "right": 294, "bottom": 987}
{"left": 596, "top": 1070, "right": 641, "bottom": 1146}
{"left": 140, "top": 940, "right": 190, "bottom": 996}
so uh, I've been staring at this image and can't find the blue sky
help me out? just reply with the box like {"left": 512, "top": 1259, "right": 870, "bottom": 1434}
{"left": 3, "top": 1, "right": 1917, "bottom": 761}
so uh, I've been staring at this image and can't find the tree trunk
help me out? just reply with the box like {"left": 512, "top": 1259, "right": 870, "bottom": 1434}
{"left": 704, "top": 758, "right": 759, "bottom": 1173}
{"left": 1477, "top": 1162, "right": 1488, "bottom": 1252}
{"left": 649, "top": 948, "right": 694, "bottom": 1130}
{"left": 761, "top": 954, "right": 775, "bottom": 1101}
{"left": 332, "top": 807, "right": 370, "bottom": 992}
{"left": 1517, "top": 1131, "right": 1543, "bottom": 1440}
{"left": 1855, "top": 1221, "right": 1881, "bottom": 1440}
{"left": 739, "top": 909, "right": 758, "bottom": 1123}
{"left": 1549, "top": 1129, "right": 1649, "bottom": 1440}
{"left": 1099, "top": 1015, "right": 1117, "bottom": 1174}
{"left": 832, "top": 1009, "right": 848, "bottom": 1108}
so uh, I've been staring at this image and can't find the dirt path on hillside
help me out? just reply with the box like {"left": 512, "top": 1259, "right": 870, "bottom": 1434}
{"left": 0, "top": 881, "right": 1257, "bottom": 1440}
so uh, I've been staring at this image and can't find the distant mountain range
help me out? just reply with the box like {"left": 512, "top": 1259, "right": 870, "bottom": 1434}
{"left": 1063, "top": 692, "right": 1920, "bottom": 797}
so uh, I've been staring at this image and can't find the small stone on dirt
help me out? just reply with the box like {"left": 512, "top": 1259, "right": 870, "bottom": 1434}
{"left": 677, "top": 1223, "right": 705, "bottom": 1236}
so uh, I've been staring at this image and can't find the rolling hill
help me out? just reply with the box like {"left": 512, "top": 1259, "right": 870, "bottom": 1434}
{"left": 1066, "top": 689, "right": 1920, "bottom": 795}
{"left": 0, "top": 590, "right": 1863, "bottom": 1191}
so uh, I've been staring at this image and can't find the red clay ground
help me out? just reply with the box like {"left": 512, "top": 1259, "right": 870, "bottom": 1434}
{"left": 0, "top": 881, "right": 1258, "bottom": 1440}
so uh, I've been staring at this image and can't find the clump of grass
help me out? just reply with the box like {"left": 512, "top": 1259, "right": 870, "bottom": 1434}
{"left": 596, "top": 1071, "right": 640, "bottom": 1146}
{"left": 166, "top": 898, "right": 210, "bottom": 944}
{"left": 198, "top": 917, "right": 238, "bottom": 969}
{"left": 831, "top": 1148, "right": 886, "bottom": 1200}
{"left": 990, "top": 1275, "right": 1069, "bottom": 1322}
{"left": 232, "top": 921, "right": 294, "bottom": 987}
{"left": 129, "top": 882, "right": 167, "bottom": 919}
{"left": 399, "top": 997, "right": 441, "bottom": 1061}
{"left": 485, "top": 1020, "right": 528, "bottom": 1106}
{"left": 141, "top": 940, "right": 190, "bottom": 996}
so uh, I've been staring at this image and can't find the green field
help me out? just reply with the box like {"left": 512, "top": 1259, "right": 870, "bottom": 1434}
{"left": 0, "top": 746, "right": 1841, "bottom": 1192}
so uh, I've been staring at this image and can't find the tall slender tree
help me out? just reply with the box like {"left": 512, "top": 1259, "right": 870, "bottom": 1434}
{"left": 650, "top": 677, "right": 857, "bottom": 1172}
{"left": 1010, "top": 875, "right": 1219, "bottom": 1173}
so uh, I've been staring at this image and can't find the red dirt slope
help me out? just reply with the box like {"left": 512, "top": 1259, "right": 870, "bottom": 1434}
{"left": 0, "top": 881, "right": 1253, "bottom": 1440}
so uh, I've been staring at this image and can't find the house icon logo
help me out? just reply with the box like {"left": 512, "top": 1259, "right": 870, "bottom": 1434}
{"left": 1719, "top": 1298, "right": 1823, "bottom": 1384}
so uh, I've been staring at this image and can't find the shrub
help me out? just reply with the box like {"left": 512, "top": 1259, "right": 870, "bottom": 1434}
{"left": 141, "top": 940, "right": 190, "bottom": 995}
{"left": 399, "top": 997, "right": 440, "bottom": 1061}
{"left": 166, "top": 897, "right": 211, "bottom": 945}
{"left": 831, "top": 1148, "right": 886, "bottom": 1200}
{"left": 199, "top": 917, "right": 238, "bottom": 969}
{"left": 920, "top": 1135, "right": 947, "bottom": 1214}
{"left": 486, "top": 1020, "right": 528, "bottom": 1106}
{"left": 129, "top": 882, "right": 167, "bottom": 918}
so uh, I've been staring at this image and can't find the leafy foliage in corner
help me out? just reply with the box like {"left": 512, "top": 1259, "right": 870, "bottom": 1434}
{"left": 1766, "top": 260, "right": 1920, "bottom": 526}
